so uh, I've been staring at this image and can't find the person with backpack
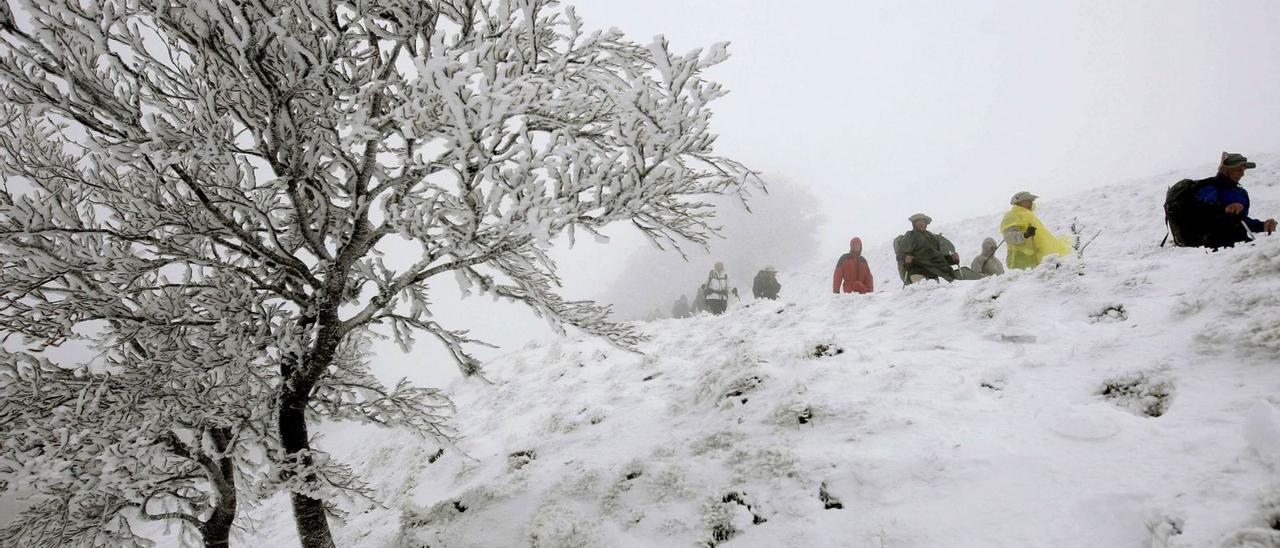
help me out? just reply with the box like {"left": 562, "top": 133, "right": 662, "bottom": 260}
{"left": 752, "top": 266, "right": 782, "bottom": 300}
{"left": 704, "top": 262, "right": 736, "bottom": 315}
{"left": 896, "top": 214, "right": 960, "bottom": 284}
{"left": 671, "top": 294, "right": 691, "bottom": 319}
{"left": 691, "top": 284, "right": 707, "bottom": 315}
{"left": 1001, "top": 191, "right": 1073, "bottom": 269}
{"left": 969, "top": 237, "right": 1005, "bottom": 278}
{"left": 1173, "top": 153, "right": 1277, "bottom": 249}
{"left": 832, "top": 237, "right": 874, "bottom": 294}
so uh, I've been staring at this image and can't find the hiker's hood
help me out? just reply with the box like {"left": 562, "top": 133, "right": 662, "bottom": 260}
{"left": 849, "top": 237, "right": 862, "bottom": 255}
{"left": 981, "top": 237, "right": 998, "bottom": 256}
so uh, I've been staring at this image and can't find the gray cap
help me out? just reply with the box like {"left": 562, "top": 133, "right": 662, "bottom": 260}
{"left": 1010, "top": 191, "right": 1038, "bottom": 205}
{"left": 1221, "top": 152, "right": 1257, "bottom": 169}
{"left": 908, "top": 213, "right": 932, "bottom": 224}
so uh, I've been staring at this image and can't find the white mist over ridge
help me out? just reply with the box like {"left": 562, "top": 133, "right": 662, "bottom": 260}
{"left": 243, "top": 156, "right": 1280, "bottom": 547}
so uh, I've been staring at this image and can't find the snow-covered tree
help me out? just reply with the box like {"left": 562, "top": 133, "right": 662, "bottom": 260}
{"left": 0, "top": 0, "right": 756, "bottom": 546}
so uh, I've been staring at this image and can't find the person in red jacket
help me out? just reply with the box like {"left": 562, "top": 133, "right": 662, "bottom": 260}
{"left": 832, "top": 237, "right": 874, "bottom": 294}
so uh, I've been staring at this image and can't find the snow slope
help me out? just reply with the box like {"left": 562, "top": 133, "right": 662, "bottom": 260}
{"left": 248, "top": 157, "right": 1280, "bottom": 548}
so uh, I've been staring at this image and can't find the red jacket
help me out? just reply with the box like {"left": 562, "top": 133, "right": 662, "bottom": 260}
{"left": 833, "top": 237, "right": 874, "bottom": 294}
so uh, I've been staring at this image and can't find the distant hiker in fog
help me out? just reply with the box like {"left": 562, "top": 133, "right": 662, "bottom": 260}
{"left": 704, "top": 262, "right": 736, "bottom": 315}
{"left": 895, "top": 214, "right": 959, "bottom": 284}
{"left": 671, "top": 295, "right": 691, "bottom": 318}
{"left": 970, "top": 237, "right": 1005, "bottom": 278}
{"left": 832, "top": 237, "right": 874, "bottom": 294}
{"left": 1166, "top": 152, "right": 1277, "bottom": 249}
{"left": 691, "top": 284, "right": 707, "bottom": 315}
{"left": 1001, "top": 192, "right": 1072, "bottom": 269}
{"left": 753, "top": 266, "right": 781, "bottom": 300}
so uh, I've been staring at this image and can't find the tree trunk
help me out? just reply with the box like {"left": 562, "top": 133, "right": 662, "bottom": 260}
{"left": 279, "top": 391, "right": 337, "bottom": 548}
{"left": 198, "top": 428, "right": 239, "bottom": 548}
{"left": 279, "top": 272, "right": 350, "bottom": 548}
{"left": 198, "top": 498, "right": 236, "bottom": 548}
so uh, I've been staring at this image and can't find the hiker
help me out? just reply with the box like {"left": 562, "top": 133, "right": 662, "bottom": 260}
{"left": 671, "top": 295, "right": 691, "bottom": 319}
{"left": 832, "top": 237, "right": 874, "bottom": 294}
{"left": 895, "top": 214, "right": 959, "bottom": 284}
{"left": 1186, "top": 153, "right": 1277, "bottom": 249}
{"left": 704, "top": 262, "right": 736, "bottom": 315}
{"left": 1000, "top": 191, "right": 1073, "bottom": 269}
{"left": 969, "top": 237, "right": 1005, "bottom": 278}
{"left": 752, "top": 266, "right": 781, "bottom": 300}
{"left": 691, "top": 284, "right": 707, "bottom": 315}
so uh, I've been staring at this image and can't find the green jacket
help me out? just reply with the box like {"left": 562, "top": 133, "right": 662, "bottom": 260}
{"left": 895, "top": 229, "right": 957, "bottom": 281}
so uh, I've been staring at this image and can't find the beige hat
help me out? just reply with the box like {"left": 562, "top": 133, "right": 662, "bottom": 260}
{"left": 1010, "top": 191, "right": 1038, "bottom": 205}
{"left": 908, "top": 213, "right": 932, "bottom": 224}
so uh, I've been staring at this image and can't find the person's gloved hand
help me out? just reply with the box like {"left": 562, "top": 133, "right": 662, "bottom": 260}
{"left": 1023, "top": 226, "right": 1037, "bottom": 238}
{"left": 1226, "top": 203, "right": 1245, "bottom": 215}
{"left": 1265, "top": 218, "right": 1278, "bottom": 234}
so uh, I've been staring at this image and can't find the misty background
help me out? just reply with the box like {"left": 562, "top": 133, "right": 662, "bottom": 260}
{"left": 371, "top": 0, "right": 1280, "bottom": 390}
{"left": 596, "top": 178, "right": 825, "bottom": 320}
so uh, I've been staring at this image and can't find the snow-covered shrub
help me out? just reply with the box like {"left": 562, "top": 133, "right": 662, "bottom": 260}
{"left": 691, "top": 430, "right": 747, "bottom": 456}
{"left": 807, "top": 342, "right": 845, "bottom": 358}
{"left": 1090, "top": 304, "right": 1129, "bottom": 323}
{"left": 1215, "top": 529, "right": 1280, "bottom": 548}
{"left": 1097, "top": 371, "right": 1175, "bottom": 418}
{"left": 819, "top": 482, "right": 844, "bottom": 510}
{"left": 528, "top": 504, "right": 600, "bottom": 548}
{"left": 700, "top": 492, "right": 766, "bottom": 546}
{"left": 1144, "top": 512, "right": 1184, "bottom": 548}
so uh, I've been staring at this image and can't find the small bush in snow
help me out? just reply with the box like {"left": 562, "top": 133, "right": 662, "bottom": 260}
{"left": 819, "top": 482, "right": 845, "bottom": 510}
{"left": 808, "top": 343, "right": 846, "bottom": 358}
{"left": 691, "top": 431, "right": 747, "bottom": 456}
{"left": 508, "top": 450, "right": 538, "bottom": 471}
{"left": 1097, "top": 372, "right": 1174, "bottom": 418}
{"left": 1090, "top": 304, "right": 1129, "bottom": 323}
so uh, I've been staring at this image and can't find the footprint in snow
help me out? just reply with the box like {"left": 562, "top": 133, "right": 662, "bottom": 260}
{"left": 1041, "top": 409, "right": 1121, "bottom": 441}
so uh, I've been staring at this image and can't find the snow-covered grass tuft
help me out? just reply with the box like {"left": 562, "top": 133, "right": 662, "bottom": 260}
{"left": 1097, "top": 370, "right": 1175, "bottom": 418}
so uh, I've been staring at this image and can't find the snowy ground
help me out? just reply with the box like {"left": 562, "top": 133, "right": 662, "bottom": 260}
{"left": 243, "top": 157, "right": 1280, "bottom": 548}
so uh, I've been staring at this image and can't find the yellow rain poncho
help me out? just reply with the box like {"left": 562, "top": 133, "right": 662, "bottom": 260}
{"left": 1000, "top": 204, "right": 1073, "bottom": 269}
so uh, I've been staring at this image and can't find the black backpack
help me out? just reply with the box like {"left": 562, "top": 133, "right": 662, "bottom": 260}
{"left": 1162, "top": 178, "right": 1211, "bottom": 247}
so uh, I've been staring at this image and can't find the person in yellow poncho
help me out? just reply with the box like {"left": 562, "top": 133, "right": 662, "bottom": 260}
{"left": 1000, "top": 191, "right": 1073, "bottom": 269}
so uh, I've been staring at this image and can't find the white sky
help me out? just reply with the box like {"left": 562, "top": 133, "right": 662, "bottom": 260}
{"left": 575, "top": 0, "right": 1280, "bottom": 246}
{"left": 380, "top": 0, "right": 1280, "bottom": 388}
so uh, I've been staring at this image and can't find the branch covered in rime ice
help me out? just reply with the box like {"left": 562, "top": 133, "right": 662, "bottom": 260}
{"left": 0, "top": 0, "right": 755, "bottom": 543}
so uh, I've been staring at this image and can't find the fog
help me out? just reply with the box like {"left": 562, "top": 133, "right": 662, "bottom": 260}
{"left": 596, "top": 177, "right": 825, "bottom": 319}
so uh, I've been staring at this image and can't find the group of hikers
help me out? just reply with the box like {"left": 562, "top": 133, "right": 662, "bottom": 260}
{"left": 671, "top": 262, "right": 782, "bottom": 318}
{"left": 669, "top": 152, "right": 1276, "bottom": 316}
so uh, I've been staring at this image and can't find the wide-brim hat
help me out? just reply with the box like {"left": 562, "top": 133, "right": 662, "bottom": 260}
{"left": 1222, "top": 152, "right": 1257, "bottom": 169}
{"left": 1010, "top": 191, "right": 1038, "bottom": 205}
{"left": 908, "top": 213, "right": 932, "bottom": 224}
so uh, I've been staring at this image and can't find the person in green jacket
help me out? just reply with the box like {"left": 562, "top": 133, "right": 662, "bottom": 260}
{"left": 895, "top": 213, "right": 960, "bottom": 284}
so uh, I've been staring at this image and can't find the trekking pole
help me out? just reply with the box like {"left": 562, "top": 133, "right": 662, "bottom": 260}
{"left": 1078, "top": 229, "right": 1103, "bottom": 254}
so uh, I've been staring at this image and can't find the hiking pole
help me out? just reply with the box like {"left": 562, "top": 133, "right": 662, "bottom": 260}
{"left": 1078, "top": 229, "right": 1104, "bottom": 254}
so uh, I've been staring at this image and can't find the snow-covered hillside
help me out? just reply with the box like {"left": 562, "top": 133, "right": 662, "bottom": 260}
{"left": 248, "top": 157, "right": 1280, "bottom": 548}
